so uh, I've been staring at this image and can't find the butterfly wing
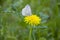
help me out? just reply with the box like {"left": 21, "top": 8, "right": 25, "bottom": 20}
{"left": 22, "top": 5, "right": 32, "bottom": 16}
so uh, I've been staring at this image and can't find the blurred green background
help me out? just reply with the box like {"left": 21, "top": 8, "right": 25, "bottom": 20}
{"left": 0, "top": 0, "right": 60, "bottom": 40}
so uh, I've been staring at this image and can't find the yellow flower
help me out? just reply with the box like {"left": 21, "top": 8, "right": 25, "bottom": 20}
{"left": 24, "top": 15, "right": 41, "bottom": 25}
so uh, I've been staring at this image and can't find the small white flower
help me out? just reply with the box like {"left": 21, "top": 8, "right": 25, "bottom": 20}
{"left": 22, "top": 4, "right": 32, "bottom": 16}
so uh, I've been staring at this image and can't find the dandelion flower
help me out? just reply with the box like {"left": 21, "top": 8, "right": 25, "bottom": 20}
{"left": 24, "top": 15, "right": 41, "bottom": 25}
{"left": 22, "top": 5, "right": 41, "bottom": 40}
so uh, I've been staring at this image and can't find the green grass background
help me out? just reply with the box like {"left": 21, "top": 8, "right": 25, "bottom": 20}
{"left": 0, "top": 0, "right": 60, "bottom": 40}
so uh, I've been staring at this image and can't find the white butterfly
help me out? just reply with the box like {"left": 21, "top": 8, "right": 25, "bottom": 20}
{"left": 22, "top": 4, "right": 32, "bottom": 16}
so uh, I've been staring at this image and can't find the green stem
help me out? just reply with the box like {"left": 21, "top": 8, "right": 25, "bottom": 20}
{"left": 29, "top": 26, "right": 32, "bottom": 40}
{"left": 33, "top": 25, "right": 36, "bottom": 40}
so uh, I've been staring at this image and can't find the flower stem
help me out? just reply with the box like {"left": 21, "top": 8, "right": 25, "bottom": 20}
{"left": 29, "top": 26, "right": 32, "bottom": 40}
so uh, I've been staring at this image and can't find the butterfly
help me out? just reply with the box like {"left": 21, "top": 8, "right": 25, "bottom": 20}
{"left": 22, "top": 4, "right": 32, "bottom": 16}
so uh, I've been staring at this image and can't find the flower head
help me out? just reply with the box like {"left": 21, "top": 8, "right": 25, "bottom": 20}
{"left": 24, "top": 15, "right": 41, "bottom": 25}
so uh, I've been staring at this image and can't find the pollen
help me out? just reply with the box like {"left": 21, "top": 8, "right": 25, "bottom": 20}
{"left": 24, "top": 15, "right": 41, "bottom": 25}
